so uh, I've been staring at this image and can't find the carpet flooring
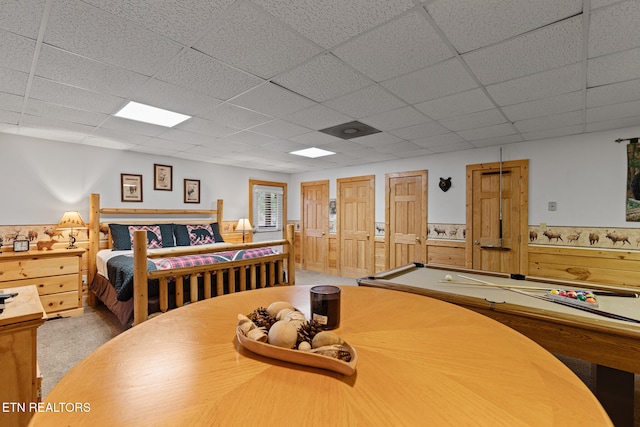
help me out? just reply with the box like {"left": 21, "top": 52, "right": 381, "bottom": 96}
{"left": 37, "top": 270, "right": 638, "bottom": 425}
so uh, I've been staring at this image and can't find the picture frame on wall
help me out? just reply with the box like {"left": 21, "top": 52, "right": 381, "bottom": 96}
{"left": 121, "top": 173, "right": 143, "bottom": 202}
{"left": 154, "top": 164, "right": 173, "bottom": 191}
{"left": 184, "top": 179, "right": 200, "bottom": 204}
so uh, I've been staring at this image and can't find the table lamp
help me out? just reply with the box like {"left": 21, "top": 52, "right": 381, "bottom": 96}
{"left": 57, "top": 211, "right": 86, "bottom": 249}
{"left": 236, "top": 218, "right": 252, "bottom": 243}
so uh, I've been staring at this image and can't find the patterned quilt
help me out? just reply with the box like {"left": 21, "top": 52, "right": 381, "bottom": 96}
{"left": 107, "top": 247, "right": 278, "bottom": 301}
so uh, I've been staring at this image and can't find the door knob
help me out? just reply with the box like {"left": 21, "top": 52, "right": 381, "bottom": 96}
{"left": 474, "top": 240, "right": 480, "bottom": 245}
{"left": 415, "top": 237, "right": 421, "bottom": 243}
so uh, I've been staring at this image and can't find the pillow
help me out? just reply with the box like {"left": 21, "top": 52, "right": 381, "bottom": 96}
{"left": 109, "top": 224, "right": 175, "bottom": 250}
{"left": 174, "top": 223, "right": 224, "bottom": 246}
{"left": 129, "top": 225, "right": 163, "bottom": 249}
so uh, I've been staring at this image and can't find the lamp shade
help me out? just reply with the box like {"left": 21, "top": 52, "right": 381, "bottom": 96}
{"left": 57, "top": 211, "right": 86, "bottom": 229}
{"left": 236, "top": 218, "right": 252, "bottom": 232}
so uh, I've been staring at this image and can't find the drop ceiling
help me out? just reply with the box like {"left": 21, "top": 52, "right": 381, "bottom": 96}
{"left": 1, "top": 0, "right": 639, "bottom": 173}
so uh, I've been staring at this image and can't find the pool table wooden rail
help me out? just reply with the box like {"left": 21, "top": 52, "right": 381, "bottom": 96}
{"left": 358, "top": 263, "right": 640, "bottom": 375}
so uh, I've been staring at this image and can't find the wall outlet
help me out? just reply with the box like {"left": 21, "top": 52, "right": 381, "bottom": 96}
{"left": 548, "top": 201, "right": 557, "bottom": 211}
{"left": 82, "top": 274, "right": 87, "bottom": 285}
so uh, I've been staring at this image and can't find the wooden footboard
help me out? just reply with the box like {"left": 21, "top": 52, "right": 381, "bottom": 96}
{"left": 132, "top": 225, "right": 295, "bottom": 325}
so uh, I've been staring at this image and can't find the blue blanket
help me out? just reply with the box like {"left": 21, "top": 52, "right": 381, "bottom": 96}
{"left": 107, "top": 255, "right": 158, "bottom": 301}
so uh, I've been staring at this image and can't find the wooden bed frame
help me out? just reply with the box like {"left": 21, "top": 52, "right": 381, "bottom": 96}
{"left": 87, "top": 193, "right": 295, "bottom": 325}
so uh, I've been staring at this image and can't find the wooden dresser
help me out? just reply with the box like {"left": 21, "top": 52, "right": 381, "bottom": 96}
{"left": 0, "top": 248, "right": 84, "bottom": 318}
{"left": 0, "top": 285, "right": 46, "bottom": 427}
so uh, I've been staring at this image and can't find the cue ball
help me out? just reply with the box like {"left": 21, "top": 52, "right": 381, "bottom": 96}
{"left": 445, "top": 274, "right": 453, "bottom": 281}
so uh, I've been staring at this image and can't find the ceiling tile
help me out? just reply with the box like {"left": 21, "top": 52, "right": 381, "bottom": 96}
{"left": 29, "top": 77, "right": 125, "bottom": 114}
{"left": 284, "top": 104, "right": 352, "bottom": 130}
{"left": 587, "top": 79, "right": 640, "bottom": 108}
{"left": 273, "top": 54, "right": 373, "bottom": 102}
{"left": 589, "top": 0, "right": 640, "bottom": 58}
{"left": 389, "top": 121, "right": 450, "bottom": 140}
{"left": 200, "top": 103, "right": 272, "bottom": 128}
{"left": 521, "top": 124, "right": 583, "bottom": 141}
{"left": 591, "top": 0, "right": 620, "bottom": 9}
{"left": 225, "top": 130, "right": 278, "bottom": 146}
{"left": 133, "top": 79, "right": 222, "bottom": 117}
{"left": 586, "top": 115, "right": 640, "bottom": 132}
{"left": 502, "top": 91, "right": 584, "bottom": 122}
{"left": 251, "top": 119, "right": 311, "bottom": 139}
{"left": 20, "top": 114, "right": 97, "bottom": 135}
{"left": 426, "top": 0, "right": 582, "bottom": 53}
{"left": 0, "top": 110, "right": 20, "bottom": 125}
{"left": 351, "top": 132, "right": 403, "bottom": 147}
{"left": 25, "top": 98, "right": 107, "bottom": 126}
{"left": 587, "top": 99, "right": 640, "bottom": 123}
{"left": 99, "top": 116, "right": 167, "bottom": 137}
{"left": 194, "top": 2, "right": 321, "bottom": 79}
{"left": 83, "top": 0, "right": 235, "bottom": 45}
{"left": 0, "top": 92, "right": 24, "bottom": 113}
{"left": 0, "top": 0, "right": 45, "bottom": 39}
{"left": 381, "top": 58, "right": 477, "bottom": 104}
{"left": 141, "top": 137, "right": 198, "bottom": 152}
{"left": 514, "top": 110, "right": 583, "bottom": 133}
{"left": 156, "top": 49, "right": 263, "bottom": 100}
{"left": 252, "top": 0, "right": 414, "bottom": 49}
{"left": 414, "top": 88, "right": 495, "bottom": 120}
{"left": 469, "top": 134, "right": 524, "bottom": 148}
{"left": 82, "top": 135, "right": 139, "bottom": 150}
{"left": 290, "top": 131, "right": 341, "bottom": 146}
{"left": 0, "top": 68, "right": 29, "bottom": 96}
{"left": 361, "top": 106, "right": 430, "bottom": 131}
{"left": 36, "top": 45, "right": 150, "bottom": 98}
{"left": 44, "top": 0, "right": 182, "bottom": 75}
{"left": 456, "top": 123, "right": 516, "bottom": 141}
{"left": 155, "top": 128, "right": 217, "bottom": 146}
{"left": 486, "top": 63, "right": 583, "bottom": 106}
{"left": 438, "top": 109, "right": 506, "bottom": 132}
{"left": 175, "top": 117, "right": 239, "bottom": 137}
{"left": 0, "top": 31, "right": 36, "bottom": 73}
{"left": 231, "top": 82, "right": 315, "bottom": 117}
{"left": 90, "top": 127, "right": 153, "bottom": 145}
{"left": 426, "top": 140, "right": 474, "bottom": 153}
{"left": 129, "top": 145, "right": 181, "bottom": 156}
{"left": 588, "top": 47, "right": 640, "bottom": 87}
{"left": 333, "top": 10, "right": 453, "bottom": 82}
{"left": 463, "top": 16, "right": 582, "bottom": 85}
{"left": 411, "top": 132, "right": 466, "bottom": 148}
{"left": 364, "top": 140, "right": 422, "bottom": 154}
{"left": 323, "top": 85, "right": 405, "bottom": 118}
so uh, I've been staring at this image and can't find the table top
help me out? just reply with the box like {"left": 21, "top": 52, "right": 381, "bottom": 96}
{"left": 30, "top": 286, "right": 611, "bottom": 426}
{"left": 0, "top": 286, "right": 46, "bottom": 327}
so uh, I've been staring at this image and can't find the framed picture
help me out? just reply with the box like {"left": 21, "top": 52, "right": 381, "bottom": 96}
{"left": 184, "top": 179, "right": 200, "bottom": 204}
{"left": 154, "top": 164, "right": 173, "bottom": 191}
{"left": 121, "top": 173, "right": 143, "bottom": 202}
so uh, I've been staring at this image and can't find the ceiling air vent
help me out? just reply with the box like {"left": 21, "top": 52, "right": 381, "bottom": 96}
{"left": 318, "top": 121, "right": 381, "bottom": 140}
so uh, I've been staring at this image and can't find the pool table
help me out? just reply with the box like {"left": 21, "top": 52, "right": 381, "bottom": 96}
{"left": 358, "top": 263, "right": 640, "bottom": 427}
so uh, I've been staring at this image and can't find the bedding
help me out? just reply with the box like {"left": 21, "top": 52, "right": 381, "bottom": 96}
{"left": 103, "top": 246, "right": 279, "bottom": 302}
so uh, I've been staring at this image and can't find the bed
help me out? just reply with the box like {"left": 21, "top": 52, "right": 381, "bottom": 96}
{"left": 87, "top": 193, "right": 295, "bottom": 326}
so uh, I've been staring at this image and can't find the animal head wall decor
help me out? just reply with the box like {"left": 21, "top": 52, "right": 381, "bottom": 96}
{"left": 439, "top": 177, "right": 452, "bottom": 192}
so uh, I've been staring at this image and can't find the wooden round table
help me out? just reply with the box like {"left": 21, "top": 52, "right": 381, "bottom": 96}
{"left": 30, "top": 286, "right": 612, "bottom": 426}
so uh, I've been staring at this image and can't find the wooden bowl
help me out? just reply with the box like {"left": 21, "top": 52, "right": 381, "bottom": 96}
{"left": 236, "top": 327, "right": 357, "bottom": 376}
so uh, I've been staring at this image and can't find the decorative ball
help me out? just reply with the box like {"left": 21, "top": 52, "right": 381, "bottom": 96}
{"left": 267, "top": 301, "right": 295, "bottom": 317}
{"left": 268, "top": 320, "right": 298, "bottom": 348}
{"left": 445, "top": 274, "right": 453, "bottom": 281}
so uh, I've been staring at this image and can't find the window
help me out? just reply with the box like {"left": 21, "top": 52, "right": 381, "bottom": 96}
{"left": 250, "top": 181, "right": 287, "bottom": 234}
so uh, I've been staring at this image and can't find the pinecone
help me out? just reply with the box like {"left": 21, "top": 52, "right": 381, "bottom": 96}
{"left": 297, "top": 319, "right": 322, "bottom": 345}
{"left": 247, "top": 307, "right": 277, "bottom": 331}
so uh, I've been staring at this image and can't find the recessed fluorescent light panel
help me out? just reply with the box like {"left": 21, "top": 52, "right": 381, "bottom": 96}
{"left": 114, "top": 101, "right": 191, "bottom": 127}
{"left": 290, "top": 147, "right": 335, "bottom": 158}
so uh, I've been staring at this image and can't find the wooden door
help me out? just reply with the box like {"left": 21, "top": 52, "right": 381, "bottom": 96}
{"left": 338, "top": 175, "right": 375, "bottom": 278}
{"left": 466, "top": 160, "right": 528, "bottom": 274}
{"left": 301, "top": 180, "right": 329, "bottom": 273}
{"left": 386, "top": 170, "right": 427, "bottom": 269}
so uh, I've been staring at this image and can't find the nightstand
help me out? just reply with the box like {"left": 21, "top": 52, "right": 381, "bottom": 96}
{"left": 0, "top": 285, "right": 46, "bottom": 427}
{"left": 0, "top": 248, "right": 84, "bottom": 318}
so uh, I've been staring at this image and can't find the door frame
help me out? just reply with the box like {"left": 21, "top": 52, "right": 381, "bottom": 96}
{"left": 465, "top": 159, "right": 529, "bottom": 273}
{"left": 337, "top": 175, "right": 375, "bottom": 277}
{"left": 300, "top": 180, "right": 329, "bottom": 273}
{"left": 385, "top": 170, "right": 428, "bottom": 270}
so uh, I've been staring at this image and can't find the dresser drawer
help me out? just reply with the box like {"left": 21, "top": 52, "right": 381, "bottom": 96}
{"left": 0, "top": 257, "right": 79, "bottom": 282}
{"left": 0, "top": 274, "right": 78, "bottom": 295}
{"left": 39, "top": 291, "right": 80, "bottom": 314}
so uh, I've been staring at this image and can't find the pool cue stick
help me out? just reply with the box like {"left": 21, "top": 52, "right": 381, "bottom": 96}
{"left": 458, "top": 274, "right": 640, "bottom": 324}
{"left": 458, "top": 274, "right": 638, "bottom": 298}
{"left": 441, "top": 279, "right": 550, "bottom": 290}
